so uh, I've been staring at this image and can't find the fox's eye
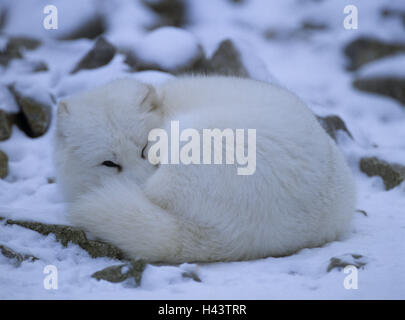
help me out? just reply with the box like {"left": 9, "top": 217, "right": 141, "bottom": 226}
{"left": 141, "top": 144, "right": 147, "bottom": 159}
{"left": 101, "top": 160, "right": 122, "bottom": 172}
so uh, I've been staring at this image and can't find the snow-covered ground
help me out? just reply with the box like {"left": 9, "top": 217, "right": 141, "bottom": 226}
{"left": 1, "top": 0, "right": 405, "bottom": 299}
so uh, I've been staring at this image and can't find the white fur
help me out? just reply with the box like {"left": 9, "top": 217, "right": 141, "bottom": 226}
{"left": 54, "top": 76, "right": 356, "bottom": 263}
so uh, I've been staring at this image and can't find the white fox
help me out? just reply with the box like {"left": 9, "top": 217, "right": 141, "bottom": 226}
{"left": 54, "top": 76, "right": 356, "bottom": 263}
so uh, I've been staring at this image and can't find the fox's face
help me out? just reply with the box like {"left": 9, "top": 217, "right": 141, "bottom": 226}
{"left": 54, "top": 79, "right": 163, "bottom": 202}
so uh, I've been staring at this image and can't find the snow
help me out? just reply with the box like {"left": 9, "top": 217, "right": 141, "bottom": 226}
{"left": 102, "top": 0, "right": 158, "bottom": 49}
{"left": 358, "top": 54, "right": 405, "bottom": 78}
{"left": 0, "top": 86, "right": 19, "bottom": 113}
{"left": 1, "top": 0, "right": 405, "bottom": 299}
{"left": 13, "top": 80, "right": 54, "bottom": 107}
{"left": 133, "top": 27, "right": 202, "bottom": 71}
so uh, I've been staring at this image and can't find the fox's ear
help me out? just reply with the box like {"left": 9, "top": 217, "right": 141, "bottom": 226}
{"left": 140, "top": 84, "right": 160, "bottom": 112}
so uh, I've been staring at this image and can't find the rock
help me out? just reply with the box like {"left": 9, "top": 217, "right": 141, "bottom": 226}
{"left": 343, "top": 37, "right": 405, "bottom": 71}
{"left": 122, "top": 50, "right": 138, "bottom": 71}
{"left": 0, "top": 244, "right": 38, "bottom": 267}
{"left": 32, "top": 61, "right": 48, "bottom": 73}
{"left": 47, "top": 177, "right": 56, "bottom": 184}
{"left": 316, "top": 115, "right": 353, "bottom": 141}
{"left": 6, "top": 36, "right": 41, "bottom": 51}
{"left": 381, "top": 7, "right": 405, "bottom": 28}
{"left": 0, "top": 5, "right": 6, "bottom": 30}
{"left": 360, "top": 157, "right": 405, "bottom": 190}
{"left": 200, "top": 39, "right": 250, "bottom": 78}
{"left": 9, "top": 84, "right": 52, "bottom": 138}
{"left": 208, "top": 40, "right": 248, "bottom": 76}
{"left": 0, "top": 109, "right": 12, "bottom": 141}
{"left": 181, "top": 270, "right": 202, "bottom": 283}
{"left": 300, "top": 21, "right": 328, "bottom": 31}
{"left": 0, "top": 150, "right": 8, "bottom": 179}
{"left": 133, "top": 27, "right": 204, "bottom": 74}
{"left": 3, "top": 218, "right": 126, "bottom": 260}
{"left": 92, "top": 260, "right": 146, "bottom": 285}
{"left": 264, "top": 19, "right": 329, "bottom": 41}
{"left": 60, "top": 15, "right": 106, "bottom": 41}
{"left": 143, "top": 0, "right": 186, "bottom": 27}
{"left": 327, "top": 253, "right": 367, "bottom": 272}
{"left": 71, "top": 37, "right": 116, "bottom": 74}
{"left": 0, "top": 36, "right": 41, "bottom": 66}
{"left": 353, "top": 77, "right": 405, "bottom": 106}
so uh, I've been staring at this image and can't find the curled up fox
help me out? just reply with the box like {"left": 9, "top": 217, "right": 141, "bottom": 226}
{"left": 54, "top": 76, "right": 356, "bottom": 263}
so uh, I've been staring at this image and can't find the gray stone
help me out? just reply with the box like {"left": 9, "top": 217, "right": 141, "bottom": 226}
{"left": 327, "top": 253, "right": 367, "bottom": 272}
{"left": 0, "top": 244, "right": 38, "bottom": 267}
{"left": 198, "top": 39, "right": 249, "bottom": 78}
{"left": 6, "top": 36, "right": 41, "bottom": 51}
{"left": 360, "top": 157, "right": 405, "bottom": 190}
{"left": 0, "top": 36, "right": 41, "bottom": 66}
{"left": 181, "top": 270, "right": 202, "bottom": 283}
{"left": 32, "top": 61, "right": 48, "bottom": 73}
{"left": 3, "top": 218, "right": 126, "bottom": 260}
{"left": 143, "top": 0, "right": 186, "bottom": 27}
{"left": 381, "top": 7, "right": 405, "bottom": 28}
{"left": 353, "top": 77, "right": 405, "bottom": 106}
{"left": 300, "top": 21, "right": 328, "bottom": 31}
{"left": 343, "top": 37, "right": 405, "bottom": 71}
{"left": 122, "top": 50, "right": 138, "bottom": 72}
{"left": 0, "top": 150, "right": 8, "bottom": 179}
{"left": 0, "top": 109, "right": 12, "bottom": 141}
{"left": 47, "top": 177, "right": 56, "bottom": 184}
{"left": 71, "top": 37, "right": 116, "bottom": 74}
{"left": 316, "top": 115, "right": 353, "bottom": 141}
{"left": 0, "top": 6, "right": 6, "bottom": 30}
{"left": 59, "top": 15, "right": 106, "bottom": 41}
{"left": 92, "top": 260, "right": 146, "bottom": 285}
{"left": 9, "top": 85, "right": 52, "bottom": 138}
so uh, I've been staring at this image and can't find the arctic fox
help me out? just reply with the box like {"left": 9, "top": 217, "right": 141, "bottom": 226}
{"left": 54, "top": 76, "right": 356, "bottom": 263}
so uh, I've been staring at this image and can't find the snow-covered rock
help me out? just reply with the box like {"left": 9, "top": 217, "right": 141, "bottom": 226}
{"left": 358, "top": 54, "right": 405, "bottom": 78}
{"left": 344, "top": 37, "right": 405, "bottom": 71}
{"left": 133, "top": 26, "right": 204, "bottom": 73}
{"left": 353, "top": 77, "right": 405, "bottom": 106}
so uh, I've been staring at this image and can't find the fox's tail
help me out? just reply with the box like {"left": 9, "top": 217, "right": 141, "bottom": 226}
{"left": 68, "top": 177, "right": 216, "bottom": 263}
